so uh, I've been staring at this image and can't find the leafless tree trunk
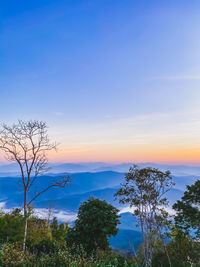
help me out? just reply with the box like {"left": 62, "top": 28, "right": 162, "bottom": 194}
{"left": 0, "top": 120, "right": 71, "bottom": 251}
{"left": 23, "top": 204, "right": 28, "bottom": 252}
{"left": 46, "top": 204, "right": 55, "bottom": 226}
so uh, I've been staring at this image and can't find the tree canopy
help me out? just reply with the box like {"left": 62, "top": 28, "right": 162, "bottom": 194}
{"left": 66, "top": 197, "right": 120, "bottom": 254}
{"left": 115, "top": 165, "right": 174, "bottom": 266}
{"left": 173, "top": 179, "right": 200, "bottom": 238}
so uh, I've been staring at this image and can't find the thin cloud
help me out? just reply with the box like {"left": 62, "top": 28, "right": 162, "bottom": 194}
{"left": 35, "top": 208, "right": 77, "bottom": 222}
{"left": 119, "top": 206, "right": 176, "bottom": 216}
{"left": 151, "top": 75, "right": 200, "bottom": 81}
{"left": 53, "top": 111, "right": 64, "bottom": 116}
{"left": 0, "top": 203, "right": 77, "bottom": 223}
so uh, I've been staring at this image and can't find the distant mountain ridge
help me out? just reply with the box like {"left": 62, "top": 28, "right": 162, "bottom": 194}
{"left": 1, "top": 162, "right": 200, "bottom": 176}
{"left": 0, "top": 171, "right": 198, "bottom": 211}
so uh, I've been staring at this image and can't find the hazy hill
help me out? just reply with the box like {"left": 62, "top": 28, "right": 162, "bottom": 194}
{"left": 0, "top": 171, "right": 194, "bottom": 211}
{"left": 0, "top": 165, "right": 199, "bottom": 253}
{"left": 1, "top": 161, "right": 200, "bottom": 176}
{"left": 109, "top": 229, "right": 142, "bottom": 254}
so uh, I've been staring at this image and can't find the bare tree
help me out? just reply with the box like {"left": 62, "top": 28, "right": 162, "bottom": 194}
{"left": 0, "top": 120, "right": 70, "bottom": 251}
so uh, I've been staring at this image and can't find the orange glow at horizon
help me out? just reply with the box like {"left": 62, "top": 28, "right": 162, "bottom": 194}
{"left": 0, "top": 143, "right": 200, "bottom": 166}
{"left": 45, "top": 143, "right": 200, "bottom": 166}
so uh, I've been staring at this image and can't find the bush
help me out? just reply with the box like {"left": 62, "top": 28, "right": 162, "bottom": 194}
{"left": 1, "top": 243, "right": 34, "bottom": 267}
{"left": 1, "top": 242, "right": 135, "bottom": 267}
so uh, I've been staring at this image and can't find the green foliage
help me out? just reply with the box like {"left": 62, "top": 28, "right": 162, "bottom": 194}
{"left": 1, "top": 242, "right": 133, "bottom": 267}
{"left": 1, "top": 243, "right": 34, "bottom": 266}
{"left": 2, "top": 182, "right": 200, "bottom": 267}
{"left": 66, "top": 197, "right": 120, "bottom": 255}
{"left": 115, "top": 165, "right": 174, "bottom": 266}
{"left": 1, "top": 209, "right": 24, "bottom": 243}
{"left": 50, "top": 217, "right": 69, "bottom": 246}
{"left": 152, "top": 228, "right": 200, "bottom": 267}
{"left": 94, "top": 249, "right": 134, "bottom": 267}
{"left": 27, "top": 217, "right": 52, "bottom": 247}
{"left": 1, "top": 205, "right": 133, "bottom": 266}
{"left": 173, "top": 179, "right": 200, "bottom": 237}
{"left": 115, "top": 165, "right": 174, "bottom": 215}
{"left": 27, "top": 217, "right": 69, "bottom": 256}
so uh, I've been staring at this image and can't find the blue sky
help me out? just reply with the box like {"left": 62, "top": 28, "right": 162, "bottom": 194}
{"left": 1, "top": 0, "right": 200, "bottom": 164}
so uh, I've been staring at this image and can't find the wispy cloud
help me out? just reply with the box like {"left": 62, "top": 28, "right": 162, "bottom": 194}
{"left": 0, "top": 202, "right": 77, "bottom": 223}
{"left": 119, "top": 206, "right": 176, "bottom": 216}
{"left": 0, "top": 201, "right": 6, "bottom": 209}
{"left": 35, "top": 208, "right": 77, "bottom": 222}
{"left": 53, "top": 111, "right": 64, "bottom": 116}
{"left": 151, "top": 75, "right": 200, "bottom": 81}
{"left": 48, "top": 108, "right": 200, "bottom": 163}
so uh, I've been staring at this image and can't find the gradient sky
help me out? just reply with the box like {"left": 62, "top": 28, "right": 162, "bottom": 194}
{"left": 1, "top": 0, "right": 200, "bottom": 164}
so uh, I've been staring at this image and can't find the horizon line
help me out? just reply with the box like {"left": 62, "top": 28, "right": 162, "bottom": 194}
{"left": 1, "top": 160, "right": 200, "bottom": 167}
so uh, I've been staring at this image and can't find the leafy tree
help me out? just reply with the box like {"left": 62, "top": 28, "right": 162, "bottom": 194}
{"left": 27, "top": 217, "right": 69, "bottom": 256}
{"left": 1, "top": 208, "right": 70, "bottom": 258}
{"left": 1, "top": 209, "right": 24, "bottom": 243}
{"left": 50, "top": 217, "right": 69, "bottom": 246}
{"left": 66, "top": 197, "right": 120, "bottom": 255}
{"left": 152, "top": 227, "right": 200, "bottom": 267}
{"left": 173, "top": 179, "right": 200, "bottom": 238}
{"left": 27, "top": 217, "right": 52, "bottom": 247}
{"left": 115, "top": 165, "right": 174, "bottom": 267}
{"left": 168, "top": 228, "right": 200, "bottom": 267}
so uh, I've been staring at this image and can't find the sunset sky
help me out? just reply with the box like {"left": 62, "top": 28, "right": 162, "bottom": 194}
{"left": 1, "top": 0, "right": 200, "bottom": 164}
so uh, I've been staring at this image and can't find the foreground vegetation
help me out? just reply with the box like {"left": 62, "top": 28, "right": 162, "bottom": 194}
{"left": 0, "top": 200, "right": 134, "bottom": 267}
{"left": 1, "top": 180, "right": 200, "bottom": 267}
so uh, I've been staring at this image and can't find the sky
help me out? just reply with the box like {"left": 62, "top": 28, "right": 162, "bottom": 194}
{"left": 1, "top": 0, "right": 200, "bottom": 164}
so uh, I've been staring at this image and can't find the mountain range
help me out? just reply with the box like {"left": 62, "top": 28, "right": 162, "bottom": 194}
{"left": 1, "top": 161, "right": 200, "bottom": 176}
{"left": 0, "top": 162, "right": 199, "bottom": 252}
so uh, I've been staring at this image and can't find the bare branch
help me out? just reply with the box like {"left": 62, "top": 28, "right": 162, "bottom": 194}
{"left": 0, "top": 120, "right": 71, "bottom": 251}
{"left": 28, "top": 175, "right": 71, "bottom": 206}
